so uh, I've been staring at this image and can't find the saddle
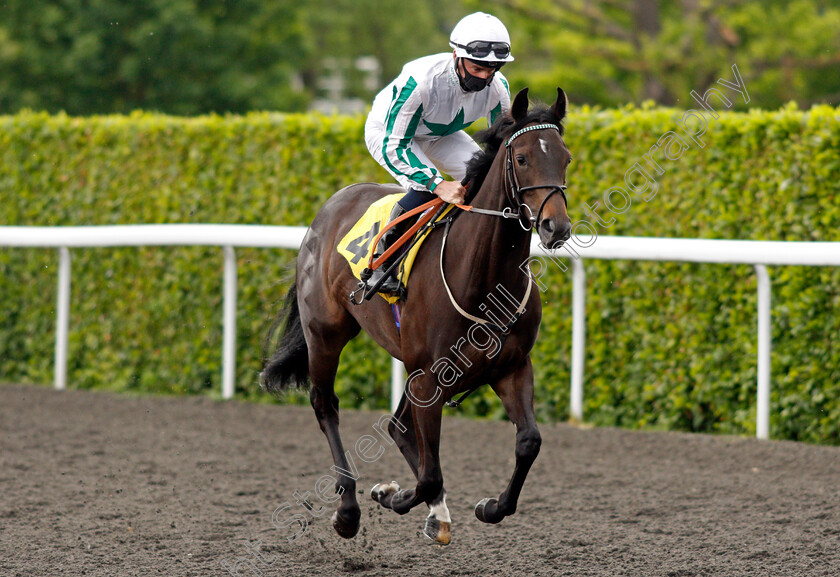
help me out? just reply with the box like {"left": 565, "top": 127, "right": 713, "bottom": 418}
{"left": 338, "top": 194, "right": 455, "bottom": 303}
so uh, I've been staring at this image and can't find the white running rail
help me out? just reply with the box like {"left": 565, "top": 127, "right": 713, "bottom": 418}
{"left": 1, "top": 224, "right": 308, "bottom": 401}
{"left": 2, "top": 224, "right": 839, "bottom": 439}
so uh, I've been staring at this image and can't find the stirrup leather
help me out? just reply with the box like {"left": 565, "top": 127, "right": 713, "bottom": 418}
{"left": 364, "top": 204, "right": 409, "bottom": 296}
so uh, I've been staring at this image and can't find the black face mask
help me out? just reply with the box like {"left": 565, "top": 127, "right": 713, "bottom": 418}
{"left": 456, "top": 58, "right": 494, "bottom": 93}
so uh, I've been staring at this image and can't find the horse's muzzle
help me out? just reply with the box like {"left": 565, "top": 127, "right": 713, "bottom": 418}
{"left": 538, "top": 217, "right": 571, "bottom": 249}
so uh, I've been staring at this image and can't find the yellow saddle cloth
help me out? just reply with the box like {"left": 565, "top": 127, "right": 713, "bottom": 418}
{"left": 337, "top": 193, "right": 455, "bottom": 303}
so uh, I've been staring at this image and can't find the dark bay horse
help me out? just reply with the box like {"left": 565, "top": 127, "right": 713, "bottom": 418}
{"left": 261, "top": 87, "right": 573, "bottom": 545}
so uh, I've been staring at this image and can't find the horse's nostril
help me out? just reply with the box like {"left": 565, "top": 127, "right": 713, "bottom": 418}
{"left": 541, "top": 219, "right": 555, "bottom": 234}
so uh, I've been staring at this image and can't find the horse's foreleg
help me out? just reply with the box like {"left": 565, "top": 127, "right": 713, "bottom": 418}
{"left": 370, "top": 396, "right": 451, "bottom": 544}
{"left": 376, "top": 377, "right": 446, "bottom": 525}
{"left": 423, "top": 488, "right": 451, "bottom": 544}
{"left": 370, "top": 399, "right": 416, "bottom": 510}
{"left": 388, "top": 395, "right": 421, "bottom": 476}
{"left": 475, "top": 358, "right": 541, "bottom": 525}
{"left": 389, "top": 416, "right": 443, "bottom": 509}
{"left": 308, "top": 342, "right": 362, "bottom": 539}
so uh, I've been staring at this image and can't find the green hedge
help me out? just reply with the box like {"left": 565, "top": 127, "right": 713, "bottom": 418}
{"left": 1, "top": 105, "right": 838, "bottom": 443}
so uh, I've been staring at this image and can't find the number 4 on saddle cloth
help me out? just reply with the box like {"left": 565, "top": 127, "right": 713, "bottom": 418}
{"left": 338, "top": 193, "right": 456, "bottom": 304}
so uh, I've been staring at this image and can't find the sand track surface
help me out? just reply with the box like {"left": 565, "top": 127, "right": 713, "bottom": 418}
{"left": 1, "top": 384, "right": 838, "bottom": 576}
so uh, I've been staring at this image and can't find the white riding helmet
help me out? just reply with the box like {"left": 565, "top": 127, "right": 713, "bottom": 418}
{"left": 449, "top": 12, "right": 515, "bottom": 64}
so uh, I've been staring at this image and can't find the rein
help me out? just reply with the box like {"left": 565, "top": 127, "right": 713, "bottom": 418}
{"left": 437, "top": 217, "right": 533, "bottom": 336}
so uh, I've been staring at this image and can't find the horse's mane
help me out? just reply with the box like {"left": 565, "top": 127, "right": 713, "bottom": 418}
{"left": 463, "top": 105, "right": 565, "bottom": 201}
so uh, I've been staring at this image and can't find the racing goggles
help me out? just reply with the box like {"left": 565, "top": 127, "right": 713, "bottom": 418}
{"left": 455, "top": 40, "right": 511, "bottom": 60}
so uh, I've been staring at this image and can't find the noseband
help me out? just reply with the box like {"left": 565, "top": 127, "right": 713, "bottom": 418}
{"left": 504, "top": 123, "right": 568, "bottom": 231}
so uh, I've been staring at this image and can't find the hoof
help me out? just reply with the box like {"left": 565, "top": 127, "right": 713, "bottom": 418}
{"left": 474, "top": 498, "right": 503, "bottom": 524}
{"left": 331, "top": 509, "right": 360, "bottom": 539}
{"left": 370, "top": 481, "right": 400, "bottom": 506}
{"left": 423, "top": 517, "right": 451, "bottom": 545}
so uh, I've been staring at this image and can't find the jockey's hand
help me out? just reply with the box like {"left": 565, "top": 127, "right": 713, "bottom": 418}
{"left": 434, "top": 180, "right": 466, "bottom": 205}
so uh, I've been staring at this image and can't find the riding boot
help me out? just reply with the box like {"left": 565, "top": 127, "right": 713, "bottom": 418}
{"left": 367, "top": 203, "right": 410, "bottom": 296}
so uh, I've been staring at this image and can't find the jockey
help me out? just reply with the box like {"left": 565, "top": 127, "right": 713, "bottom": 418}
{"left": 364, "top": 11, "right": 514, "bottom": 295}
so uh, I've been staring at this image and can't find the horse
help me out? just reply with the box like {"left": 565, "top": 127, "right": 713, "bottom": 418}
{"left": 261, "top": 87, "right": 573, "bottom": 545}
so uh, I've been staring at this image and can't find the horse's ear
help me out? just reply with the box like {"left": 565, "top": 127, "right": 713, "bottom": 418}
{"left": 511, "top": 87, "right": 529, "bottom": 122}
{"left": 551, "top": 87, "right": 567, "bottom": 122}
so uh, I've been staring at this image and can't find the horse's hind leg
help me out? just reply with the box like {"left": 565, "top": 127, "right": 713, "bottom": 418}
{"left": 306, "top": 318, "right": 362, "bottom": 539}
{"left": 474, "top": 357, "right": 541, "bottom": 525}
{"left": 370, "top": 397, "right": 451, "bottom": 544}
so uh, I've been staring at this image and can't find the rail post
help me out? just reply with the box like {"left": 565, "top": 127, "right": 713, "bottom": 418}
{"left": 570, "top": 258, "right": 586, "bottom": 421}
{"left": 55, "top": 247, "right": 71, "bottom": 391}
{"left": 755, "top": 264, "right": 771, "bottom": 440}
{"left": 222, "top": 246, "right": 237, "bottom": 399}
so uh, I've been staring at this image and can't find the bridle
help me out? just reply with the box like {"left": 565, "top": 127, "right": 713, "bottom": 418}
{"left": 503, "top": 123, "right": 568, "bottom": 231}
{"left": 456, "top": 122, "right": 569, "bottom": 230}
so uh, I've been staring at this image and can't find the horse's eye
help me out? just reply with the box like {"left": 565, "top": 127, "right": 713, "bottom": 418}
{"left": 516, "top": 154, "right": 526, "bottom": 166}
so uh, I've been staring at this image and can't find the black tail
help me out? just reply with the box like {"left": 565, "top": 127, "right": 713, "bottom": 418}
{"left": 260, "top": 281, "right": 310, "bottom": 392}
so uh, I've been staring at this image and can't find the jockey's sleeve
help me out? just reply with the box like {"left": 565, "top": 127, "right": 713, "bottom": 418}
{"left": 487, "top": 75, "right": 512, "bottom": 127}
{"left": 380, "top": 76, "right": 442, "bottom": 192}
